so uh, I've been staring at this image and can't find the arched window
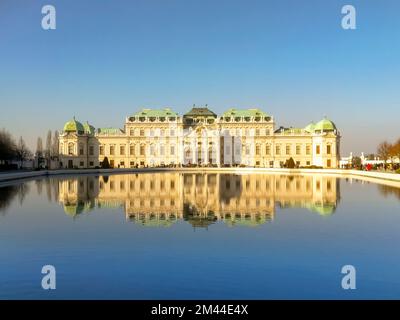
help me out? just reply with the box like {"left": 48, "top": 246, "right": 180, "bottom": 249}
{"left": 185, "top": 148, "right": 192, "bottom": 159}
{"left": 68, "top": 143, "right": 74, "bottom": 155}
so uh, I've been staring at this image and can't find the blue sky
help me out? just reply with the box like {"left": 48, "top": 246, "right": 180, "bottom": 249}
{"left": 0, "top": 0, "right": 399, "bottom": 154}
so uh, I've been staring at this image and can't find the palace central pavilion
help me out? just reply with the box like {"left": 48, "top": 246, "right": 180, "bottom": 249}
{"left": 59, "top": 106, "right": 340, "bottom": 169}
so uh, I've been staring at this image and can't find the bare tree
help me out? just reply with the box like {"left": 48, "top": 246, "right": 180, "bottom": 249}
{"left": 15, "top": 136, "right": 32, "bottom": 169}
{"left": 36, "top": 137, "right": 43, "bottom": 158}
{"left": 51, "top": 130, "right": 59, "bottom": 159}
{"left": 0, "top": 129, "right": 16, "bottom": 163}
{"left": 392, "top": 138, "right": 400, "bottom": 166}
{"left": 377, "top": 141, "right": 391, "bottom": 169}
{"left": 45, "top": 130, "right": 52, "bottom": 161}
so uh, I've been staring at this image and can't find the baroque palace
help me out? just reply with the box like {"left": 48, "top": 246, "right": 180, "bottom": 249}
{"left": 59, "top": 106, "right": 340, "bottom": 168}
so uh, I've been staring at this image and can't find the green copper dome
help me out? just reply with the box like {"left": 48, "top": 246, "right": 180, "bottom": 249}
{"left": 83, "top": 121, "right": 95, "bottom": 135}
{"left": 304, "top": 122, "right": 316, "bottom": 133}
{"left": 314, "top": 118, "right": 337, "bottom": 132}
{"left": 63, "top": 117, "right": 85, "bottom": 133}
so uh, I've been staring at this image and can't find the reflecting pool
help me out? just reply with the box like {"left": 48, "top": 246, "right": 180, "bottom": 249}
{"left": 0, "top": 173, "right": 400, "bottom": 299}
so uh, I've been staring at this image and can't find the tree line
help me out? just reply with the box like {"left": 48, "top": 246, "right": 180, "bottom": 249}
{"left": 35, "top": 130, "right": 60, "bottom": 168}
{"left": 377, "top": 138, "right": 400, "bottom": 169}
{"left": 0, "top": 129, "right": 59, "bottom": 169}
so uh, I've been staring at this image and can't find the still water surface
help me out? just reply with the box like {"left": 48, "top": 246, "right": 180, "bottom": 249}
{"left": 0, "top": 172, "right": 400, "bottom": 299}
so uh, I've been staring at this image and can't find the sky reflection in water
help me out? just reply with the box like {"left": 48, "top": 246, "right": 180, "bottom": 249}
{"left": 0, "top": 173, "right": 399, "bottom": 299}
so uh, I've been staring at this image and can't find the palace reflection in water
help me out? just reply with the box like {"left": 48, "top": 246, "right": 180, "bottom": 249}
{"left": 58, "top": 173, "right": 340, "bottom": 227}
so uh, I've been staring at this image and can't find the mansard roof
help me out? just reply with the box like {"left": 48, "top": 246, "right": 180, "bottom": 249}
{"left": 184, "top": 107, "right": 217, "bottom": 118}
{"left": 97, "top": 127, "right": 124, "bottom": 135}
{"left": 222, "top": 108, "right": 269, "bottom": 118}
{"left": 131, "top": 108, "right": 178, "bottom": 118}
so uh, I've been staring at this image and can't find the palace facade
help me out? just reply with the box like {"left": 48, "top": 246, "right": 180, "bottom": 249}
{"left": 59, "top": 106, "right": 340, "bottom": 168}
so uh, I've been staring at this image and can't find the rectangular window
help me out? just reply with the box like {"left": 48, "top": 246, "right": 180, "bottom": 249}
{"left": 316, "top": 145, "right": 321, "bottom": 155}
{"left": 265, "top": 129, "right": 270, "bottom": 136}
{"left": 327, "top": 159, "right": 332, "bottom": 168}
{"left": 296, "top": 161, "right": 300, "bottom": 167}
{"left": 266, "top": 144, "right": 270, "bottom": 155}
{"left": 110, "top": 145, "right": 115, "bottom": 155}
{"left": 140, "top": 129, "right": 145, "bottom": 136}
{"left": 296, "top": 145, "right": 301, "bottom": 155}
{"left": 286, "top": 145, "right": 291, "bottom": 155}
{"left": 276, "top": 145, "right": 281, "bottom": 155}
{"left": 120, "top": 145, "right": 125, "bottom": 156}
{"left": 130, "top": 129, "right": 134, "bottom": 136}
{"left": 120, "top": 161, "right": 124, "bottom": 167}
{"left": 99, "top": 145, "right": 104, "bottom": 155}
{"left": 130, "top": 145, "right": 135, "bottom": 156}
{"left": 140, "top": 145, "right": 145, "bottom": 156}
{"left": 269, "top": 161, "right": 274, "bottom": 168}
{"left": 256, "top": 145, "right": 261, "bottom": 156}
{"left": 89, "top": 145, "right": 94, "bottom": 156}
{"left": 327, "top": 145, "right": 331, "bottom": 155}
{"left": 160, "top": 145, "right": 165, "bottom": 156}
{"left": 79, "top": 161, "right": 84, "bottom": 167}
{"left": 130, "top": 161, "right": 135, "bottom": 167}
{"left": 170, "top": 129, "right": 175, "bottom": 136}
{"left": 89, "top": 161, "right": 94, "bottom": 167}
{"left": 170, "top": 145, "right": 175, "bottom": 156}
{"left": 306, "top": 161, "right": 311, "bottom": 166}
{"left": 110, "top": 160, "right": 114, "bottom": 168}
{"left": 255, "top": 129, "right": 260, "bottom": 136}
{"left": 306, "top": 145, "right": 311, "bottom": 155}
{"left": 79, "top": 146, "right": 84, "bottom": 156}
